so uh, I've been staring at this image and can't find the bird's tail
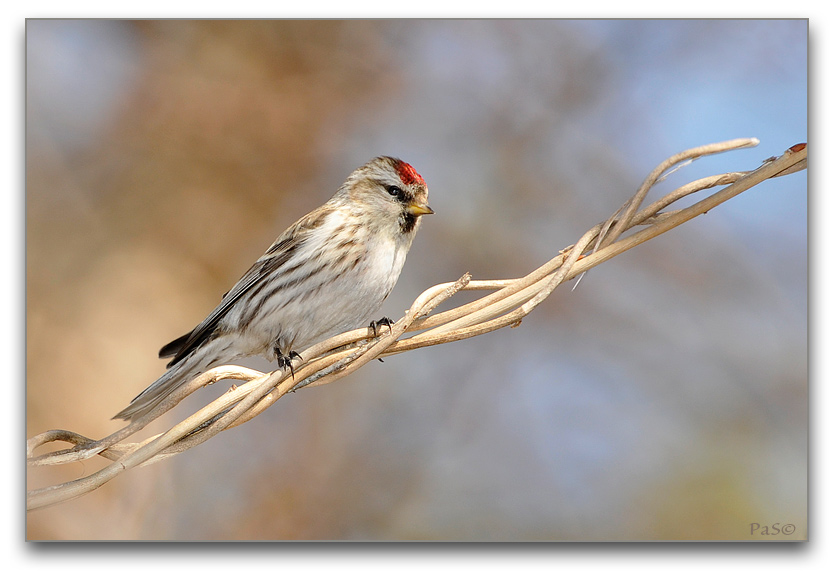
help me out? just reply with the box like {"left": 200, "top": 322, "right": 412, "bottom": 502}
{"left": 112, "top": 352, "right": 207, "bottom": 422}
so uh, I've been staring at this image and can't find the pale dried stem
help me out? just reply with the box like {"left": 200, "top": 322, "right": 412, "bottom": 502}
{"left": 26, "top": 140, "right": 807, "bottom": 510}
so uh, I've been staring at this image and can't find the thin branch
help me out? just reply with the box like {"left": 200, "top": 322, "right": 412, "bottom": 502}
{"left": 26, "top": 140, "right": 807, "bottom": 511}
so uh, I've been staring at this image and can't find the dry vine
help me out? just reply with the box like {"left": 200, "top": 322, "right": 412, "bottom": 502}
{"left": 26, "top": 139, "right": 808, "bottom": 511}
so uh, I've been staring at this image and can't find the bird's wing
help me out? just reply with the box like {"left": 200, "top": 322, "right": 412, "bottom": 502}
{"left": 160, "top": 211, "right": 322, "bottom": 367}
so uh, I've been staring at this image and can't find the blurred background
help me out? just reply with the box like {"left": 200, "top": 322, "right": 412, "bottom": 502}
{"left": 26, "top": 20, "right": 806, "bottom": 541}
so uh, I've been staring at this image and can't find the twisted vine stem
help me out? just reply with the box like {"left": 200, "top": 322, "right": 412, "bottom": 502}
{"left": 26, "top": 139, "right": 807, "bottom": 510}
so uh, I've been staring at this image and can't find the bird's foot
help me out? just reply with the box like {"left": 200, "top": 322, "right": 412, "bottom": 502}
{"left": 369, "top": 317, "right": 394, "bottom": 337}
{"left": 274, "top": 346, "right": 302, "bottom": 380}
{"left": 369, "top": 317, "right": 395, "bottom": 363}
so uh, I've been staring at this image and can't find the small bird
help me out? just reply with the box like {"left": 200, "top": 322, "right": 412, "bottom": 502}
{"left": 114, "top": 156, "right": 432, "bottom": 421}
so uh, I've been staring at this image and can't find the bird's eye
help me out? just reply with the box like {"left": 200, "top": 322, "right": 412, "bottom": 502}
{"left": 386, "top": 185, "right": 404, "bottom": 199}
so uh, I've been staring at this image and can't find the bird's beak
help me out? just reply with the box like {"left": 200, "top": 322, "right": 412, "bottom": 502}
{"left": 408, "top": 202, "right": 434, "bottom": 216}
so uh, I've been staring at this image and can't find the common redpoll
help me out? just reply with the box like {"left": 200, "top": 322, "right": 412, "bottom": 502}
{"left": 114, "top": 156, "right": 432, "bottom": 421}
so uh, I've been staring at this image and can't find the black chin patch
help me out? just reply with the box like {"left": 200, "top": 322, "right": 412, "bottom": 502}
{"left": 399, "top": 211, "right": 418, "bottom": 234}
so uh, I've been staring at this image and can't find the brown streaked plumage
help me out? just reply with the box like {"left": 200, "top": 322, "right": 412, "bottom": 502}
{"left": 114, "top": 156, "right": 432, "bottom": 421}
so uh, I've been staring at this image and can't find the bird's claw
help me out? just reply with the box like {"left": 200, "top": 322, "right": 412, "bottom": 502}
{"left": 274, "top": 347, "right": 302, "bottom": 380}
{"left": 369, "top": 317, "right": 394, "bottom": 337}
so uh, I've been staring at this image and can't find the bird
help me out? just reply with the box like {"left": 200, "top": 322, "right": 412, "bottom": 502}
{"left": 113, "top": 156, "right": 432, "bottom": 421}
